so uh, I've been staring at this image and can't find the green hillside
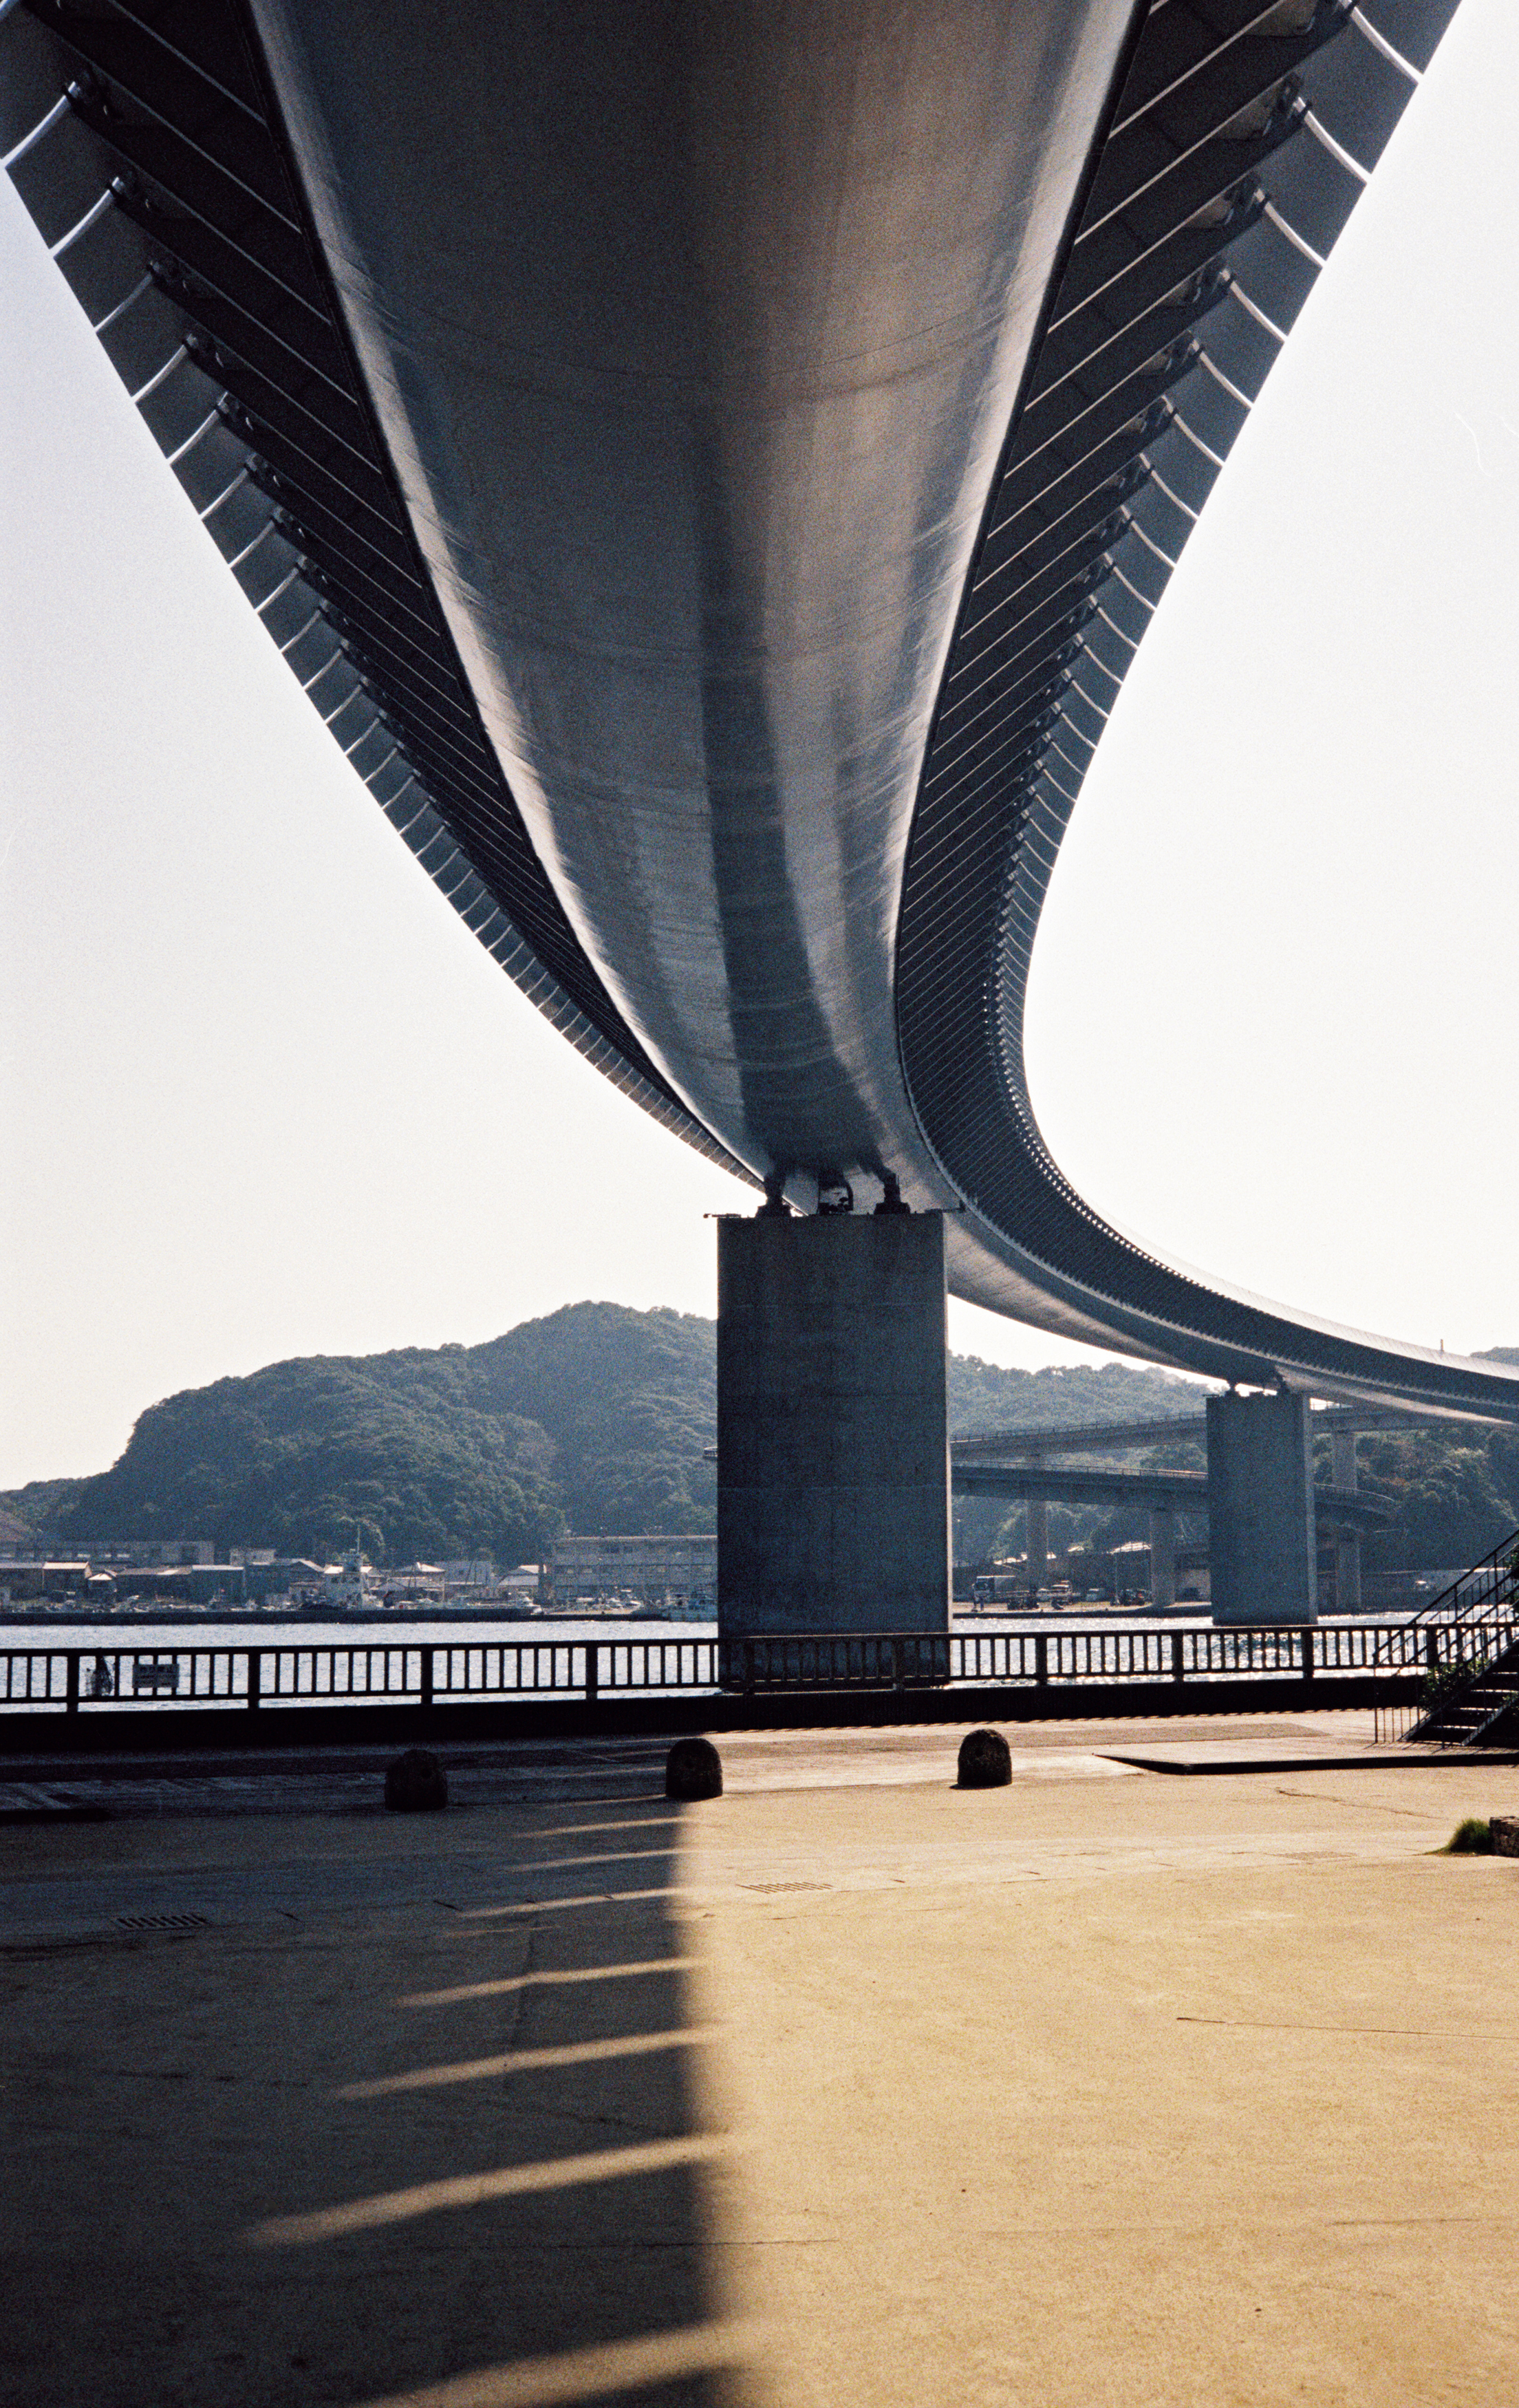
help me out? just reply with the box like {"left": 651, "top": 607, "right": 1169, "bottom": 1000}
{"left": 3, "top": 1303, "right": 1199, "bottom": 1564}
{"left": 40, "top": 1351, "right": 558, "bottom": 1569}
{"left": 946, "top": 1353, "right": 1200, "bottom": 1434}
{"left": 6, "top": 1305, "right": 1513, "bottom": 1571}
{"left": 464, "top": 1305, "right": 718, "bottom": 1536}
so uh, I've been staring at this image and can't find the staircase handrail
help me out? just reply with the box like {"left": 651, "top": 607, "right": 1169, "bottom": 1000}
{"left": 1370, "top": 1528, "right": 1519, "bottom": 1740}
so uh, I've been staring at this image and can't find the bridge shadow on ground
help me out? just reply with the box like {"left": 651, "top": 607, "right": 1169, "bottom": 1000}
{"left": 0, "top": 1774, "right": 753, "bottom": 2408}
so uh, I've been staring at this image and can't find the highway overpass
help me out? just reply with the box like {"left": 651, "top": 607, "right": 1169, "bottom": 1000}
{"left": 4, "top": 0, "right": 1512, "bottom": 1631}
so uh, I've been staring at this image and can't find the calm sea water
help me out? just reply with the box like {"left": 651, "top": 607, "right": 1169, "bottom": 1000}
{"left": 3, "top": 1613, "right": 709, "bottom": 1656}
{"left": 2, "top": 1608, "right": 1218, "bottom": 1657}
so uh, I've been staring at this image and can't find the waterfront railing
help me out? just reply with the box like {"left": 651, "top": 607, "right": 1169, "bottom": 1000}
{"left": 724, "top": 1619, "right": 1416, "bottom": 1692}
{"left": 0, "top": 1618, "right": 1430, "bottom": 1720}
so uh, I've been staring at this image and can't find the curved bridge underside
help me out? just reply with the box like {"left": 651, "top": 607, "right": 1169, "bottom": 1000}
{"left": 6, "top": 0, "right": 1514, "bottom": 1420}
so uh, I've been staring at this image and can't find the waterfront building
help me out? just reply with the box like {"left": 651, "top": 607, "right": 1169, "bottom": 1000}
{"left": 442, "top": 1559, "right": 497, "bottom": 1598}
{"left": 63, "top": 1538, "right": 216, "bottom": 1569}
{"left": 548, "top": 1535, "right": 715, "bottom": 1616}
{"left": 380, "top": 1564, "right": 446, "bottom": 1604}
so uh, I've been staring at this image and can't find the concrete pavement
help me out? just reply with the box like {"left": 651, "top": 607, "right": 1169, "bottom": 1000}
{"left": 2, "top": 1719, "right": 1516, "bottom": 2405}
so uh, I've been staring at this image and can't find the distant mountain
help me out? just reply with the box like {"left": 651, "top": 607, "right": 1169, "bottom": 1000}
{"left": 36, "top": 1348, "right": 559, "bottom": 1569}
{"left": 1, "top": 1302, "right": 1204, "bottom": 1564}
{"left": 0, "top": 1504, "right": 39, "bottom": 1552}
{"left": 0, "top": 1480, "right": 80, "bottom": 1545}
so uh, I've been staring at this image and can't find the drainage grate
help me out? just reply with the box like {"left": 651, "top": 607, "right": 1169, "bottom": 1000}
{"left": 115, "top": 1913, "right": 210, "bottom": 1934}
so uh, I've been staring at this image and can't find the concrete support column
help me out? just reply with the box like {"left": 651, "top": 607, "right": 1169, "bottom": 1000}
{"left": 1334, "top": 1530, "right": 1361, "bottom": 1613}
{"left": 1331, "top": 1427, "right": 1357, "bottom": 1494}
{"left": 1150, "top": 1505, "right": 1177, "bottom": 1609}
{"left": 1205, "top": 1388, "right": 1318, "bottom": 1624}
{"left": 1026, "top": 1495, "right": 1048, "bottom": 1592}
{"left": 717, "top": 1210, "right": 949, "bottom": 1638}
{"left": 1331, "top": 1425, "right": 1361, "bottom": 1611}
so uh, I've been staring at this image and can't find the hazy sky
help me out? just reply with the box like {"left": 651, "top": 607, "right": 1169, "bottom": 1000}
{"left": 3, "top": 0, "right": 1518, "bottom": 1489}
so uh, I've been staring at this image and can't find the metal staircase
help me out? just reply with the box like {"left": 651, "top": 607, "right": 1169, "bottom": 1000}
{"left": 1373, "top": 1532, "right": 1519, "bottom": 1744}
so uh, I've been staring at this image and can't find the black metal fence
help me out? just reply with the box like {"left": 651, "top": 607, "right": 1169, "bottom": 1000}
{"left": 0, "top": 1619, "right": 1430, "bottom": 1721}
{"left": 724, "top": 1620, "right": 1420, "bottom": 1692}
{"left": 0, "top": 1638, "right": 719, "bottom": 1716}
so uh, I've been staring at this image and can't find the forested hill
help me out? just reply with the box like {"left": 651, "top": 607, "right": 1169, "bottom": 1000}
{"left": 2, "top": 1303, "right": 1203, "bottom": 1565}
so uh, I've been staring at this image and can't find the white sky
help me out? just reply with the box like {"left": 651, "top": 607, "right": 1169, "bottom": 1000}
{"left": 3, "top": 0, "right": 1517, "bottom": 1489}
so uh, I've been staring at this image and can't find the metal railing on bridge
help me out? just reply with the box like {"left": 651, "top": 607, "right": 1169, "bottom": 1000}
{"left": 0, "top": 1619, "right": 1428, "bottom": 1723}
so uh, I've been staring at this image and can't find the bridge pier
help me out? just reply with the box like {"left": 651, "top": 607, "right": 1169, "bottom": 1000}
{"left": 1206, "top": 1390, "right": 1318, "bottom": 1624}
{"left": 716, "top": 1210, "right": 949, "bottom": 1639}
{"left": 1331, "top": 1424, "right": 1363, "bottom": 1610}
{"left": 1150, "top": 1505, "right": 1177, "bottom": 1609}
{"left": 1026, "top": 1495, "right": 1049, "bottom": 1593}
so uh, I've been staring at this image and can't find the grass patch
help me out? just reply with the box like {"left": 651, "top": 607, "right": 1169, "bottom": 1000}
{"left": 1443, "top": 1818, "right": 1494, "bottom": 1855}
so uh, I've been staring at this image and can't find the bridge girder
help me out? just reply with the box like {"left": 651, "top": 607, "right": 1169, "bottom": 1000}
{"left": 3, "top": 0, "right": 1512, "bottom": 1421}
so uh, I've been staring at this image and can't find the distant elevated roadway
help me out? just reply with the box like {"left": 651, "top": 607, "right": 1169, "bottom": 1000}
{"left": 949, "top": 1401, "right": 1439, "bottom": 1460}
{"left": 952, "top": 1458, "right": 1391, "bottom": 1527}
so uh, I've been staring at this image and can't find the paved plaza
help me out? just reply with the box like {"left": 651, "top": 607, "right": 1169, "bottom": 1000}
{"left": 2, "top": 1716, "right": 1516, "bottom": 2406}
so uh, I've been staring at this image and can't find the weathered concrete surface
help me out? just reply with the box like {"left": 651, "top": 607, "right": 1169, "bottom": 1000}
{"left": 685, "top": 1753, "right": 1519, "bottom": 2407}
{"left": 1207, "top": 1388, "right": 1319, "bottom": 1624}
{"left": 0, "top": 1796, "right": 748, "bottom": 2408}
{"left": 0, "top": 1712, "right": 1445, "bottom": 1821}
{"left": 718, "top": 1212, "right": 949, "bottom": 1637}
{"left": 3, "top": 1727, "right": 1518, "bottom": 2405}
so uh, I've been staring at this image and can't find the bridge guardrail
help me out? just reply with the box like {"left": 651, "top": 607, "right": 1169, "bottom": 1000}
{"left": 0, "top": 1620, "right": 1430, "bottom": 1721}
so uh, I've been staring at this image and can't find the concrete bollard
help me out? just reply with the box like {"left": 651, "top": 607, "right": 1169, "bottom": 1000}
{"left": 957, "top": 1728, "right": 1012, "bottom": 1789}
{"left": 385, "top": 1748, "right": 448, "bottom": 1812}
{"left": 1489, "top": 1816, "right": 1519, "bottom": 1857}
{"left": 666, "top": 1737, "right": 723, "bottom": 1800}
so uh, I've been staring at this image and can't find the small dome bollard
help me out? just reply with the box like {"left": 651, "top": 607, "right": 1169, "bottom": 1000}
{"left": 385, "top": 1748, "right": 448, "bottom": 1812}
{"left": 957, "top": 1728, "right": 1012, "bottom": 1789}
{"left": 666, "top": 1737, "right": 723, "bottom": 1800}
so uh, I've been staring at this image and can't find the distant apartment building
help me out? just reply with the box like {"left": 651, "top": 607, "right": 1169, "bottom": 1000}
{"left": 67, "top": 1538, "right": 216, "bottom": 1569}
{"left": 548, "top": 1534, "right": 715, "bottom": 1612}
{"left": 112, "top": 1562, "right": 248, "bottom": 1604}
